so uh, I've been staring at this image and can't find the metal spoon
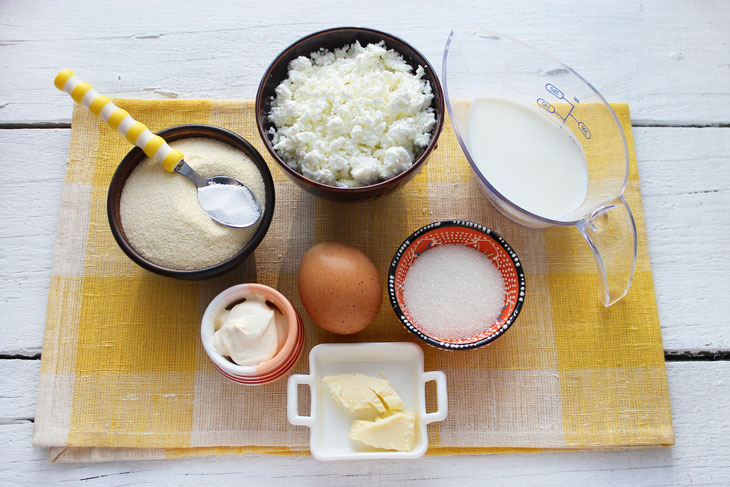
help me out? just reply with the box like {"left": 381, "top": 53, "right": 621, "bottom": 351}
{"left": 54, "top": 69, "right": 261, "bottom": 228}
{"left": 175, "top": 162, "right": 261, "bottom": 228}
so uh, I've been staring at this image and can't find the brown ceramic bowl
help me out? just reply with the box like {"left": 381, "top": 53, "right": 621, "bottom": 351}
{"left": 256, "top": 27, "right": 444, "bottom": 202}
{"left": 107, "top": 124, "right": 276, "bottom": 280}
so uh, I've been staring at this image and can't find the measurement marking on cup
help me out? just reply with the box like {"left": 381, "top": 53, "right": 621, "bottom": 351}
{"left": 537, "top": 98, "right": 555, "bottom": 113}
{"left": 546, "top": 83, "right": 564, "bottom": 99}
{"left": 577, "top": 122, "right": 591, "bottom": 139}
{"left": 538, "top": 83, "right": 591, "bottom": 139}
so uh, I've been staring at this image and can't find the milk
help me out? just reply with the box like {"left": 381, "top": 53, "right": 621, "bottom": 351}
{"left": 466, "top": 97, "right": 589, "bottom": 221}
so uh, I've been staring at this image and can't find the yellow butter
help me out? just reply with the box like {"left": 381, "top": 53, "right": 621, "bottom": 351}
{"left": 322, "top": 374, "right": 404, "bottom": 420}
{"left": 348, "top": 410, "right": 417, "bottom": 452}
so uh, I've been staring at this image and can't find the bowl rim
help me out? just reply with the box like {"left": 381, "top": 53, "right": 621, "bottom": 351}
{"left": 254, "top": 26, "right": 445, "bottom": 194}
{"left": 388, "top": 219, "right": 526, "bottom": 350}
{"left": 107, "top": 124, "right": 276, "bottom": 280}
{"left": 200, "top": 283, "right": 304, "bottom": 383}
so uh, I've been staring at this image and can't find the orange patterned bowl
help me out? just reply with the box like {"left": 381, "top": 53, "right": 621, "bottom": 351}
{"left": 388, "top": 220, "right": 525, "bottom": 350}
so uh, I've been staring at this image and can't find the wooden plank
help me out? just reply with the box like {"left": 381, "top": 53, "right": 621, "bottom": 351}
{"left": 0, "top": 126, "right": 728, "bottom": 354}
{"left": 0, "top": 0, "right": 728, "bottom": 125}
{"left": 0, "top": 360, "right": 39, "bottom": 424}
{"left": 634, "top": 127, "right": 730, "bottom": 350}
{"left": 0, "top": 361, "right": 727, "bottom": 485}
{"left": 0, "top": 129, "right": 68, "bottom": 356}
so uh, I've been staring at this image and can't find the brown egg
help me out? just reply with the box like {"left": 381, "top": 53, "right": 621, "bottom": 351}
{"left": 298, "top": 241, "right": 382, "bottom": 334}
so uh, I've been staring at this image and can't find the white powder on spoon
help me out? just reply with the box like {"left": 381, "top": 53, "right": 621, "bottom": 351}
{"left": 402, "top": 244, "right": 505, "bottom": 339}
{"left": 119, "top": 138, "right": 265, "bottom": 270}
{"left": 197, "top": 183, "right": 259, "bottom": 227}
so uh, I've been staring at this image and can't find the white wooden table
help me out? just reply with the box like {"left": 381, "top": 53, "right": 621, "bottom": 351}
{"left": 1, "top": 1, "right": 729, "bottom": 485}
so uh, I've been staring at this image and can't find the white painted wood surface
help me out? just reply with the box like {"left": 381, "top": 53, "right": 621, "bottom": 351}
{"left": 1, "top": 0, "right": 729, "bottom": 126}
{"left": 1, "top": 0, "right": 729, "bottom": 484}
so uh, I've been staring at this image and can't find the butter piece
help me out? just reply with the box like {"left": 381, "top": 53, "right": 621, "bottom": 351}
{"left": 348, "top": 410, "right": 417, "bottom": 452}
{"left": 322, "top": 374, "right": 404, "bottom": 420}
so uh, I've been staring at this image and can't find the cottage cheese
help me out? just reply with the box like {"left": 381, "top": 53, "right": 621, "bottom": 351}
{"left": 268, "top": 41, "right": 436, "bottom": 187}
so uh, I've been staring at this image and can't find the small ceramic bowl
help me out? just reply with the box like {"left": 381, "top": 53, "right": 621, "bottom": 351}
{"left": 388, "top": 220, "right": 526, "bottom": 350}
{"left": 107, "top": 124, "right": 276, "bottom": 280}
{"left": 255, "top": 26, "right": 445, "bottom": 202}
{"left": 201, "top": 283, "right": 305, "bottom": 385}
{"left": 287, "top": 342, "right": 447, "bottom": 460}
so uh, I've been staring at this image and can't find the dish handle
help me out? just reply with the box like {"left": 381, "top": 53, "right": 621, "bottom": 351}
{"left": 420, "top": 371, "right": 448, "bottom": 424}
{"left": 287, "top": 374, "right": 315, "bottom": 427}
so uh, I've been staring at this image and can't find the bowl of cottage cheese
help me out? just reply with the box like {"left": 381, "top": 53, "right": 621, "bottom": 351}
{"left": 256, "top": 27, "right": 444, "bottom": 202}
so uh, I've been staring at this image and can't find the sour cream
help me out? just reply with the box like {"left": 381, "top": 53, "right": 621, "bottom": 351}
{"left": 212, "top": 295, "right": 279, "bottom": 366}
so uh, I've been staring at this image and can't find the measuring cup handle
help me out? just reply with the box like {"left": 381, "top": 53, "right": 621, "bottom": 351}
{"left": 577, "top": 195, "right": 638, "bottom": 306}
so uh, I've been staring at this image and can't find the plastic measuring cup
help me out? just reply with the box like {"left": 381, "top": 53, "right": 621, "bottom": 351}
{"left": 443, "top": 29, "right": 637, "bottom": 306}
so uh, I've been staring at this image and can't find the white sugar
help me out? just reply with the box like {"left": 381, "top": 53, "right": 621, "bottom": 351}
{"left": 402, "top": 244, "right": 505, "bottom": 339}
{"left": 197, "top": 183, "right": 259, "bottom": 227}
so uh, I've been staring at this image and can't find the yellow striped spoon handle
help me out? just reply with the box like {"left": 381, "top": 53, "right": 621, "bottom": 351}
{"left": 53, "top": 69, "right": 183, "bottom": 173}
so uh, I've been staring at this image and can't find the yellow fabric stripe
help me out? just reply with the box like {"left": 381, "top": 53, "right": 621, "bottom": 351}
{"left": 125, "top": 121, "right": 147, "bottom": 145}
{"left": 88, "top": 94, "right": 111, "bottom": 117}
{"left": 54, "top": 69, "right": 75, "bottom": 91}
{"left": 70, "top": 82, "right": 93, "bottom": 104}
{"left": 107, "top": 108, "right": 129, "bottom": 131}
{"left": 69, "top": 275, "right": 198, "bottom": 449}
{"left": 143, "top": 135, "right": 166, "bottom": 160}
{"left": 161, "top": 148, "right": 184, "bottom": 172}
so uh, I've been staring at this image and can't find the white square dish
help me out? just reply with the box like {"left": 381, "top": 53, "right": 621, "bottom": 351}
{"left": 287, "top": 342, "right": 447, "bottom": 461}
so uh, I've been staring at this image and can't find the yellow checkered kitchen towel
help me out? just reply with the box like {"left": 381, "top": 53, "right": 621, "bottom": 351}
{"left": 33, "top": 99, "right": 673, "bottom": 463}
